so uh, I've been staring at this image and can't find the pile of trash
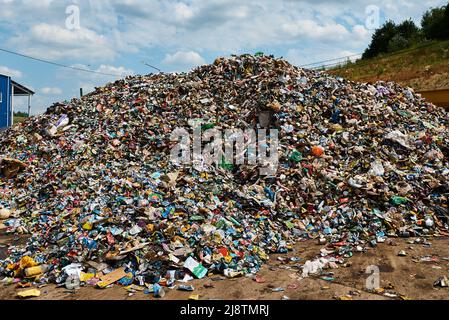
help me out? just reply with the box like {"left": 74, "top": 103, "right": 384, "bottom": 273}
{"left": 0, "top": 54, "right": 448, "bottom": 293}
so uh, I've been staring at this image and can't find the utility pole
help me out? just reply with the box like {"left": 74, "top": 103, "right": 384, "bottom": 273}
{"left": 27, "top": 94, "right": 31, "bottom": 117}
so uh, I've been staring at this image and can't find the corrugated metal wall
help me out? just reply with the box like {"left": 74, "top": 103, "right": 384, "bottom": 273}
{"left": 0, "top": 74, "right": 11, "bottom": 128}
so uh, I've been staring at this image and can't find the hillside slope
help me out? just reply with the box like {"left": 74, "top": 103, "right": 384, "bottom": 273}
{"left": 328, "top": 41, "right": 449, "bottom": 91}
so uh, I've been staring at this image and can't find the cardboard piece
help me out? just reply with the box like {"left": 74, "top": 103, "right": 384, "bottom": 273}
{"left": 96, "top": 267, "right": 128, "bottom": 288}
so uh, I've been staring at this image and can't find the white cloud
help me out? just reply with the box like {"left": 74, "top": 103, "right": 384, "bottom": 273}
{"left": 282, "top": 20, "right": 350, "bottom": 41}
{"left": 352, "top": 24, "right": 370, "bottom": 42}
{"left": 61, "top": 64, "right": 134, "bottom": 96}
{"left": 0, "top": 66, "right": 22, "bottom": 78}
{"left": 1, "top": 0, "right": 446, "bottom": 64}
{"left": 173, "top": 2, "right": 196, "bottom": 22}
{"left": 162, "top": 51, "right": 206, "bottom": 70}
{"left": 41, "top": 87, "right": 62, "bottom": 95}
{"left": 95, "top": 65, "right": 134, "bottom": 78}
{"left": 65, "top": 64, "right": 134, "bottom": 82}
{"left": 9, "top": 23, "right": 116, "bottom": 62}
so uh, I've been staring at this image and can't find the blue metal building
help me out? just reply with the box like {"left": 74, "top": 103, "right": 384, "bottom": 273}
{"left": 0, "top": 74, "right": 34, "bottom": 129}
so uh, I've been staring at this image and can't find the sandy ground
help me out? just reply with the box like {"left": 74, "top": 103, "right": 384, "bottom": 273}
{"left": 1, "top": 233, "right": 449, "bottom": 300}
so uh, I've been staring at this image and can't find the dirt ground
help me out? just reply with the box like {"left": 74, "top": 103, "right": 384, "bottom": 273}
{"left": 1, "top": 233, "right": 449, "bottom": 300}
{"left": 350, "top": 69, "right": 449, "bottom": 94}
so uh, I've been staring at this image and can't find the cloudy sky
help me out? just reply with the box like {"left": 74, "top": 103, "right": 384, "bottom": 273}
{"left": 0, "top": 0, "right": 446, "bottom": 114}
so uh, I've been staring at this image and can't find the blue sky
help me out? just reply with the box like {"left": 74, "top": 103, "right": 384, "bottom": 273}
{"left": 0, "top": 0, "right": 446, "bottom": 115}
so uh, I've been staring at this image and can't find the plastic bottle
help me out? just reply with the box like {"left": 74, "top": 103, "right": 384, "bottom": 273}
{"left": 24, "top": 265, "right": 49, "bottom": 277}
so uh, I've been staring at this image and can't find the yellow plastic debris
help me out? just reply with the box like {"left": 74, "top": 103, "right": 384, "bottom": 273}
{"left": 124, "top": 284, "right": 144, "bottom": 292}
{"left": 19, "top": 256, "right": 38, "bottom": 270}
{"left": 17, "top": 289, "right": 41, "bottom": 298}
{"left": 24, "top": 266, "right": 45, "bottom": 277}
{"left": 79, "top": 272, "right": 95, "bottom": 282}
{"left": 82, "top": 222, "right": 93, "bottom": 230}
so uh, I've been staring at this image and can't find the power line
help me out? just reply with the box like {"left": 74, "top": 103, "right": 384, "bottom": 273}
{"left": 0, "top": 47, "right": 125, "bottom": 77}
{"left": 300, "top": 53, "right": 363, "bottom": 68}
{"left": 141, "top": 61, "right": 162, "bottom": 73}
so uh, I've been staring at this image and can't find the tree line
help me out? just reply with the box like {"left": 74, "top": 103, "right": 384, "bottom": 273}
{"left": 363, "top": 2, "right": 449, "bottom": 59}
{"left": 13, "top": 111, "right": 29, "bottom": 118}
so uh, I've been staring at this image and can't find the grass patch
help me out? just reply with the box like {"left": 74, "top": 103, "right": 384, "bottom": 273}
{"left": 13, "top": 116, "right": 27, "bottom": 124}
{"left": 328, "top": 40, "right": 449, "bottom": 90}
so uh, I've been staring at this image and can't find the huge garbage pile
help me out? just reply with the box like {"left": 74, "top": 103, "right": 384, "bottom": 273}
{"left": 0, "top": 54, "right": 448, "bottom": 292}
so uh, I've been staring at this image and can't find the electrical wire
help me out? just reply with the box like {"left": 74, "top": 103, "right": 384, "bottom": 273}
{"left": 0, "top": 47, "right": 126, "bottom": 77}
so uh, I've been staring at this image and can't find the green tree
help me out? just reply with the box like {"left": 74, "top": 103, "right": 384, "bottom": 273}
{"left": 396, "top": 19, "right": 421, "bottom": 39}
{"left": 421, "top": 4, "right": 449, "bottom": 40}
{"left": 363, "top": 19, "right": 425, "bottom": 59}
{"left": 362, "top": 21, "right": 398, "bottom": 59}
{"left": 387, "top": 34, "right": 410, "bottom": 52}
{"left": 388, "top": 20, "right": 422, "bottom": 52}
{"left": 13, "top": 111, "right": 29, "bottom": 118}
